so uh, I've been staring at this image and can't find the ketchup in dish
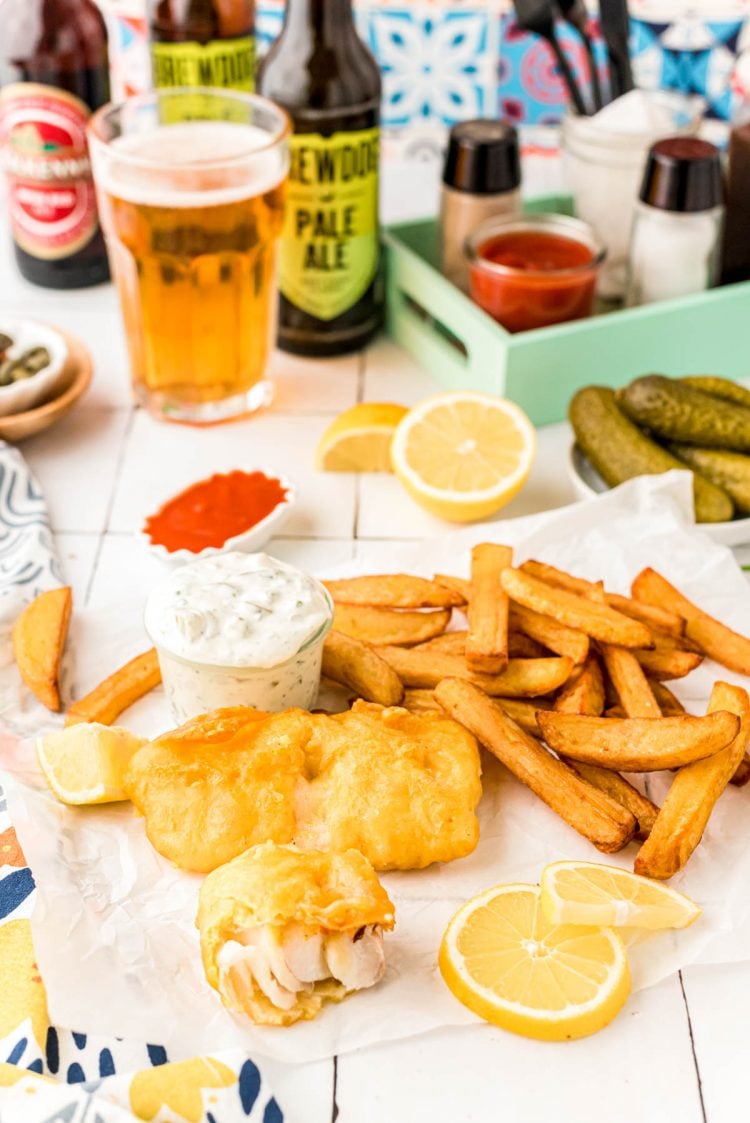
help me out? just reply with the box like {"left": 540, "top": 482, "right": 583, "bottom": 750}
{"left": 144, "top": 470, "right": 288, "bottom": 554}
{"left": 466, "top": 216, "right": 604, "bottom": 334}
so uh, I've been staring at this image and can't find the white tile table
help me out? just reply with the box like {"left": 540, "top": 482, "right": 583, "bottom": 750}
{"left": 0, "top": 186, "right": 745, "bottom": 1123}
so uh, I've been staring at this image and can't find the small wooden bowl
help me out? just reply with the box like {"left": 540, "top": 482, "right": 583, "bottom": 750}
{"left": 0, "top": 331, "right": 92, "bottom": 442}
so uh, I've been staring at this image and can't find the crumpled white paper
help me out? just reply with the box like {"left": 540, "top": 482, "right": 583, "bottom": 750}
{"left": 5, "top": 471, "right": 750, "bottom": 1064}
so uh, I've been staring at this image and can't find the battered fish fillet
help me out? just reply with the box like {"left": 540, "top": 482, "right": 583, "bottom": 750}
{"left": 197, "top": 841, "right": 395, "bottom": 1026}
{"left": 125, "top": 701, "right": 481, "bottom": 873}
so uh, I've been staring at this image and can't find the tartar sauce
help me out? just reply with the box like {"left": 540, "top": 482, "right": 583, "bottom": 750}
{"left": 144, "top": 552, "right": 333, "bottom": 722}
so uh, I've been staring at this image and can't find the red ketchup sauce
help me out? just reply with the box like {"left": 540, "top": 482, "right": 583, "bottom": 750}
{"left": 469, "top": 229, "right": 599, "bottom": 333}
{"left": 144, "top": 470, "right": 288, "bottom": 553}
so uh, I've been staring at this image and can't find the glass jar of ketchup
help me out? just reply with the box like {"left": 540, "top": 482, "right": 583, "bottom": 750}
{"left": 466, "top": 214, "right": 605, "bottom": 333}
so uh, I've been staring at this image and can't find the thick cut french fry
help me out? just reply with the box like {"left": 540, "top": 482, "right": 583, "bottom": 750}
{"left": 402, "top": 688, "right": 441, "bottom": 713}
{"left": 332, "top": 603, "right": 451, "bottom": 647}
{"left": 732, "top": 757, "right": 750, "bottom": 787}
{"left": 634, "top": 647, "right": 703, "bottom": 681}
{"left": 650, "top": 681, "right": 686, "bottom": 715}
{"left": 13, "top": 586, "right": 72, "bottom": 713}
{"left": 537, "top": 710, "right": 739, "bottom": 772}
{"left": 601, "top": 645, "right": 661, "bottom": 719}
{"left": 501, "top": 567, "right": 654, "bottom": 649}
{"left": 521, "top": 561, "right": 686, "bottom": 637}
{"left": 496, "top": 698, "right": 547, "bottom": 736}
{"left": 417, "top": 630, "right": 468, "bottom": 654}
{"left": 600, "top": 594, "right": 685, "bottom": 638}
{"left": 509, "top": 633, "right": 548, "bottom": 659}
{"left": 324, "top": 574, "right": 465, "bottom": 609}
{"left": 605, "top": 706, "right": 627, "bottom": 719}
{"left": 569, "top": 763, "right": 659, "bottom": 840}
{"left": 417, "top": 631, "right": 547, "bottom": 658}
{"left": 553, "top": 655, "right": 605, "bottom": 716}
{"left": 65, "top": 648, "right": 161, "bottom": 727}
{"left": 635, "top": 682, "right": 750, "bottom": 879}
{"left": 376, "top": 646, "right": 574, "bottom": 697}
{"left": 650, "top": 629, "right": 701, "bottom": 654}
{"left": 435, "top": 678, "right": 636, "bottom": 853}
{"left": 322, "top": 631, "right": 404, "bottom": 706}
{"left": 551, "top": 654, "right": 658, "bottom": 838}
{"left": 520, "top": 560, "right": 594, "bottom": 596}
{"left": 510, "top": 603, "right": 589, "bottom": 665}
{"left": 633, "top": 567, "right": 750, "bottom": 676}
{"left": 433, "top": 574, "right": 471, "bottom": 602}
{"left": 466, "top": 544, "right": 512, "bottom": 674}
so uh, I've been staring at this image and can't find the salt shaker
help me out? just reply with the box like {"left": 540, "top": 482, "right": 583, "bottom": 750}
{"left": 625, "top": 137, "right": 724, "bottom": 308}
{"left": 440, "top": 120, "right": 522, "bottom": 292}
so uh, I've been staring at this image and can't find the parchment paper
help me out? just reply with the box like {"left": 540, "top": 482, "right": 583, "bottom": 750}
{"left": 5, "top": 471, "right": 750, "bottom": 1064}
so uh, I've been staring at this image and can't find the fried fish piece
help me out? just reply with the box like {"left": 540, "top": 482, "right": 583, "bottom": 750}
{"left": 198, "top": 841, "right": 395, "bottom": 1026}
{"left": 126, "top": 702, "right": 482, "bottom": 873}
{"left": 125, "top": 707, "right": 306, "bottom": 872}
{"left": 295, "top": 701, "right": 482, "bottom": 870}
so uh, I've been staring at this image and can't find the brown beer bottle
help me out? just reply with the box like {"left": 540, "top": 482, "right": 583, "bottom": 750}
{"left": 0, "top": 0, "right": 111, "bottom": 288}
{"left": 149, "top": 0, "right": 255, "bottom": 92}
{"left": 258, "top": 0, "right": 382, "bottom": 356}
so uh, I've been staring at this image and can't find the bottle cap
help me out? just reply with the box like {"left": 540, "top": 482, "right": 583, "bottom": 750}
{"left": 442, "top": 120, "right": 521, "bottom": 196}
{"left": 639, "top": 137, "right": 724, "bottom": 213}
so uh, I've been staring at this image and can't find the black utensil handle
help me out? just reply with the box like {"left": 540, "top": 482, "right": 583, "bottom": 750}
{"left": 549, "top": 33, "right": 589, "bottom": 114}
{"left": 582, "top": 37, "right": 604, "bottom": 110}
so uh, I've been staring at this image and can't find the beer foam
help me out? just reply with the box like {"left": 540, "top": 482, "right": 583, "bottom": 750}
{"left": 97, "top": 122, "right": 286, "bottom": 208}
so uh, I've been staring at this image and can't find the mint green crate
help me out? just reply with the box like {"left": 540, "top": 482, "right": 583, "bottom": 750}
{"left": 383, "top": 196, "right": 750, "bottom": 427}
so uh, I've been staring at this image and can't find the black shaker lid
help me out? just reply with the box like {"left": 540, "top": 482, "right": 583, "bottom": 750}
{"left": 639, "top": 137, "right": 724, "bottom": 213}
{"left": 442, "top": 119, "right": 521, "bottom": 196}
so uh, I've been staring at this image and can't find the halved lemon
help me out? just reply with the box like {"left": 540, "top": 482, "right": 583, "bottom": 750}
{"left": 439, "top": 883, "right": 630, "bottom": 1041}
{"left": 390, "top": 392, "right": 536, "bottom": 522}
{"left": 540, "top": 861, "right": 702, "bottom": 930}
{"left": 315, "top": 402, "right": 408, "bottom": 471}
{"left": 36, "top": 722, "right": 146, "bottom": 805}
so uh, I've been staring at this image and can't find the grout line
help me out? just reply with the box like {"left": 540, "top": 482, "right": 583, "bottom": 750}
{"left": 679, "top": 971, "right": 708, "bottom": 1123}
{"left": 331, "top": 1055, "right": 339, "bottom": 1122}
{"left": 83, "top": 408, "right": 137, "bottom": 606}
{"left": 351, "top": 349, "right": 367, "bottom": 541}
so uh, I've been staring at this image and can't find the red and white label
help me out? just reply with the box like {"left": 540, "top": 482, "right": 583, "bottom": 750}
{"left": 0, "top": 83, "right": 99, "bottom": 260}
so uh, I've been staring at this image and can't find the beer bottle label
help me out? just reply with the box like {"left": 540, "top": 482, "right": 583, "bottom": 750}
{"left": 151, "top": 37, "right": 255, "bottom": 92}
{"left": 280, "top": 127, "right": 379, "bottom": 322}
{"left": 0, "top": 83, "right": 99, "bottom": 261}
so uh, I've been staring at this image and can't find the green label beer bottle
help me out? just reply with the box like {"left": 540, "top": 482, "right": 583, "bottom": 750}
{"left": 150, "top": 0, "right": 255, "bottom": 92}
{"left": 258, "top": 0, "right": 382, "bottom": 356}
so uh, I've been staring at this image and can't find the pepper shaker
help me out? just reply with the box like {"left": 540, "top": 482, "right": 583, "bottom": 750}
{"left": 440, "top": 120, "right": 522, "bottom": 292}
{"left": 625, "top": 137, "right": 724, "bottom": 308}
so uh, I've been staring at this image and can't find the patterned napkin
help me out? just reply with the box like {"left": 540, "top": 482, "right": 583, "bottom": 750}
{"left": 0, "top": 442, "right": 284, "bottom": 1123}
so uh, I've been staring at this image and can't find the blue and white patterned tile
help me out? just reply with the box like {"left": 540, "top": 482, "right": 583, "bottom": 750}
{"left": 363, "top": 4, "right": 501, "bottom": 129}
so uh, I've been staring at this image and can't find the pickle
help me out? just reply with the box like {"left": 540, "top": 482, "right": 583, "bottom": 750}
{"left": 570, "top": 386, "right": 734, "bottom": 524}
{"left": 619, "top": 375, "right": 750, "bottom": 452}
{"left": 669, "top": 444, "right": 750, "bottom": 516}
{"left": 680, "top": 376, "right": 750, "bottom": 411}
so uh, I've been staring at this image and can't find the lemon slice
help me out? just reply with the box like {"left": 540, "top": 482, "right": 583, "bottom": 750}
{"left": 316, "top": 402, "right": 408, "bottom": 471}
{"left": 540, "top": 861, "right": 702, "bottom": 930}
{"left": 439, "top": 883, "right": 630, "bottom": 1041}
{"left": 36, "top": 723, "right": 146, "bottom": 805}
{"left": 390, "top": 392, "right": 536, "bottom": 522}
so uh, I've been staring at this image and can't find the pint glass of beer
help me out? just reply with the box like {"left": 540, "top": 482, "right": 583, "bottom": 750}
{"left": 88, "top": 90, "right": 289, "bottom": 424}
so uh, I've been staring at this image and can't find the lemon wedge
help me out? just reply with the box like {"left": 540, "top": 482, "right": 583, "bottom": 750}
{"left": 315, "top": 402, "right": 408, "bottom": 471}
{"left": 540, "top": 861, "right": 702, "bottom": 930}
{"left": 390, "top": 392, "right": 536, "bottom": 522}
{"left": 36, "top": 723, "right": 146, "bottom": 805}
{"left": 439, "top": 883, "right": 630, "bottom": 1041}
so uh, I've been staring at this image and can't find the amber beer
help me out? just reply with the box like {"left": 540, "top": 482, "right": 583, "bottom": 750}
{"left": 88, "top": 90, "right": 289, "bottom": 425}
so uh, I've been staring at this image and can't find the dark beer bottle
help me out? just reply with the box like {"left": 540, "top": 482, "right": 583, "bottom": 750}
{"left": 149, "top": 0, "right": 255, "bottom": 92}
{"left": 0, "top": 0, "right": 111, "bottom": 289}
{"left": 258, "top": 0, "right": 382, "bottom": 356}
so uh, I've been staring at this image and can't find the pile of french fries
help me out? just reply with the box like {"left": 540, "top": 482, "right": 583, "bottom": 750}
{"left": 322, "top": 550, "right": 750, "bottom": 882}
